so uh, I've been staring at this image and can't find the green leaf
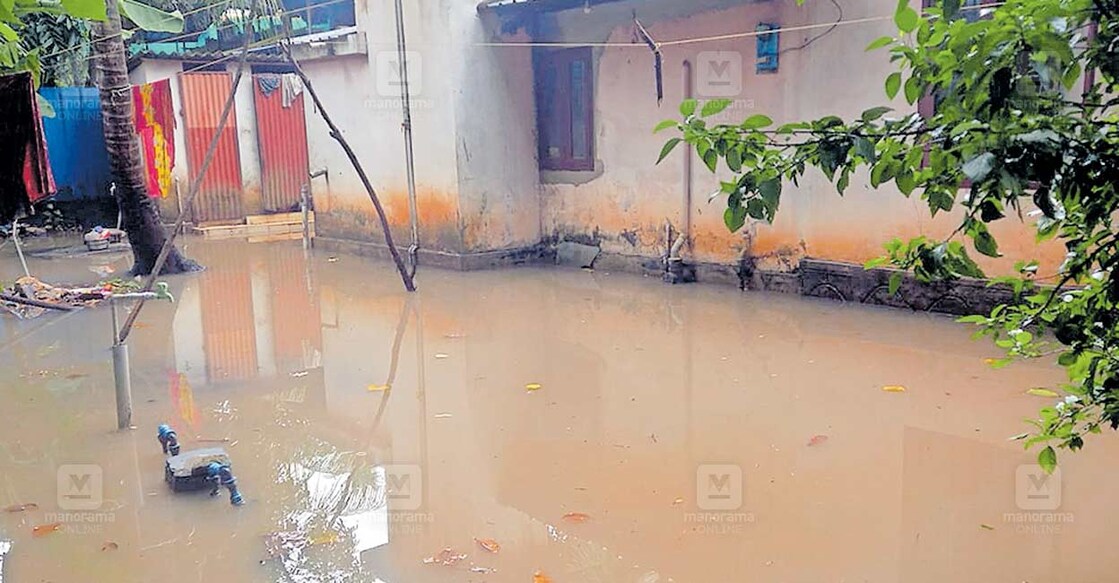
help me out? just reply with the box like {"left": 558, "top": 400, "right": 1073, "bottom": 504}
{"left": 653, "top": 120, "right": 677, "bottom": 134}
{"left": 0, "top": 21, "right": 14, "bottom": 41}
{"left": 866, "top": 35, "right": 894, "bottom": 51}
{"left": 726, "top": 148, "right": 742, "bottom": 172}
{"left": 1027, "top": 388, "right": 1060, "bottom": 398}
{"left": 974, "top": 228, "right": 1001, "bottom": 258}
{"left": 680, "top": 99, "right": 697, "bottom": 117}
{"left": 903, "top": 75, "right": 921, "bottom": 104}
{"left": 724, "top": 206, "right": 747, "bottom": 233}
{"left": 741, "top": 114, "right": 773, "bottom": 130}
{"left": 962, "top": 152, "right": 995, "bottom": 182}
{"left": 118, "top": 0, "right": 182, "bottom": 31}
{"left": 656, "top": 138, "right": 682, "bottom": 164}
{"left": 895, "top": 4, "right": 919, "bottom": 33}
{"left": 62, "top": 0, "right": 106, "bottom": 20}
{"left": 885, "top": 72, "right": 902, "bottom": 99}
{"left": 700, "top": 99, "right": 732, "bottom": 118}
{"left": 1038, "top": 446, "right": 1057, "bottom": 474}
{"left": 702, "top": 148, "right": 718, "bottom": 173}
{"left": 861, "top": 106, "right": 892, "bottom": 122}
{"left": 888, "top": 272, "right": 903, "bottom": 296}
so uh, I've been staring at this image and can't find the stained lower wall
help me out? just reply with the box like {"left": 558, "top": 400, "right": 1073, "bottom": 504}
{"left": 509, "top": 0, "right": 1065, "bottom": 277}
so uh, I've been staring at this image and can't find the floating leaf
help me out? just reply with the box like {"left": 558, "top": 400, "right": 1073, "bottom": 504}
{"left": 4, "top": 503, "right": 38, "bottom": 513}
{"left": 882, "top": 385, "right": 907, "bottom": 393}
{"left": 672, "top": 497, "right": 684, "bottom": 506}
{"left": 807, "top": 435, "right": 829, "bottom": 447}
{"left": 434, "top": 353, "right": 450, "bottom": 359}
{"left": 475, "top": 538, "right": 500, "bottom": 553}
{"left": 562, "top": 512, "right": 591, "bottom": 523}
{"left": 525, "top": 383, "right": 542, "bottom": 392}
{"left": 422, "top": 547, "right": 467, "bottom": 566}
{"left": 534, "top": 570, "right": 553, "bottom": 583}
{"left": 32, "top": 522, "right": 61, "bottom": 537}
{"left": 1026, "top": 388, "right": 1059, "bottom": 398}
{"left": 101, "top": 541, "right": 119, "bottom": 551}
{"left": 979, "top": 524, "right": 995, "bottom": 531}
{"left": 367, "top": 384, "right": 390, "bottom": 392}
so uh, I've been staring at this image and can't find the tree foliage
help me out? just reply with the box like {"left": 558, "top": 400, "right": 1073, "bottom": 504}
{"left": 659, "top": 0, "right": 1119, "bottom": 471}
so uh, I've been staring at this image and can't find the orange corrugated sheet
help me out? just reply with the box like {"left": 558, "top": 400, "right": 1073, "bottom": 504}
{"left": 179, "top": 73, "right": 244, "bottom": 224}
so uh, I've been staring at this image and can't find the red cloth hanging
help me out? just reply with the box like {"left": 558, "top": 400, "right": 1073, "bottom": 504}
{"left": 0, "top": 72, "right": 56, "bottom": 224}
{"left": 131, "top": 79, "right": 176, "bottom": 198}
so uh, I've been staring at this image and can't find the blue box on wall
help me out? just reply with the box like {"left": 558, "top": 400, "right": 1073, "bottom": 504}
{"left": 756, "top": 23, "right": 780, "bottom": 74}
{"left": 39, "top": 87, "right": 113, "bottom": 201}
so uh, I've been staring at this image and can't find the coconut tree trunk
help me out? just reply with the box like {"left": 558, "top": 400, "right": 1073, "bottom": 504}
{"left": 91, "top": 0, "right": 198, "bottom": 275}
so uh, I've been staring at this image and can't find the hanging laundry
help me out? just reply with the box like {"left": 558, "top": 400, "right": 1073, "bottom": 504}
{"left": 0, "top": 72, "right": 56, "bottom": 224}
{"left": 131, "top": 79, "right": 176, "bottom": 198}
{"left": 258, "top": 74, "right": 281, "bottom": 97}
{"left": 281, "top": 73, "right": 303, "bottom": 108}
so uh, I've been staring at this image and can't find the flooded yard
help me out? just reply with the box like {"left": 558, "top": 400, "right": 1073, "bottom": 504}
{"left": 1, "top": 238, "right": 1117, "bottom": 582}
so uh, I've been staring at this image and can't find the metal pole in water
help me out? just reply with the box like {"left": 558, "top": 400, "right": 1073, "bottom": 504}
{"left": 11, "top": 219, "right": 30, "bottom": 279}
{"left": 112, "top": 343, "right": 132, "bottom": 429}
{"left": 301, "top": 184, "right": 311, "bottom": 251}
{"left": 110, "top": 300, "right": 133, "bottom": 429}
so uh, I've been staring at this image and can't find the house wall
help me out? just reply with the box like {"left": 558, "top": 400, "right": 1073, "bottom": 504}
{"left": 303, "top": 0, "right": 465, "bottom": 253}
{"left": 491, "top": 0, "right": 1064, "bottom": 276}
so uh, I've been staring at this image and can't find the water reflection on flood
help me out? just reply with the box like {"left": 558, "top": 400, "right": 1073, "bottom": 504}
{"left": 1, "top": 238, "right": 1118, "bottom": 583}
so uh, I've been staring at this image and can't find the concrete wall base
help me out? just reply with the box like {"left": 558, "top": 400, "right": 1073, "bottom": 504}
{"left": 316, "top": 236, "right": 1013, "bottom": 316}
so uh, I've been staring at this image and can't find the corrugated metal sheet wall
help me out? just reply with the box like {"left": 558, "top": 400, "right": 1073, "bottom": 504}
{"left": 39, "top": 88, "right": 113, "bottom": 201}
{"left": 199, "top": 253, "right": 258, "bottom": 382}
{"left": 179, "top": 73, "right": 244, "bottom": 224}
{"left": 252, "top": 75, "right": 310, "bottom": 213}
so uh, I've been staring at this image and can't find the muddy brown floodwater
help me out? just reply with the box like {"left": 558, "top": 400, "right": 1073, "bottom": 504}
{"left": 1, "top": 238, "right": 1118, "bottom": 582}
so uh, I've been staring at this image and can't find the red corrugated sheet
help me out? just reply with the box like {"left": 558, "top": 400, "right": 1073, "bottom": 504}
{"left": 253, "top": 75, "right": 310, "bottom": 213}
{"left": 269, "top": 245, "right": 322, "bottom": 372}
{"left": 179, "top": 73, "right": 244, "bottom": 224}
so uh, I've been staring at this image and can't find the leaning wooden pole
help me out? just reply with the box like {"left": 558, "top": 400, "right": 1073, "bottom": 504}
{"left": 280, "top": 43, "right": 417, "bottom": 293}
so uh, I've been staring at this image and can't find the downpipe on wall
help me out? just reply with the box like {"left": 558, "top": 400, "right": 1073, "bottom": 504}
{"left": 394, "top": 0, "right": 420, "bottom": 275}
{"left": 665, "top": 60, "right": 696, "bottom": 285}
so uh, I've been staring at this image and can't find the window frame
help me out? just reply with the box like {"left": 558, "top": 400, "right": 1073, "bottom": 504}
{"left": 535, "top": 47, "right": 595, "bottom": 172}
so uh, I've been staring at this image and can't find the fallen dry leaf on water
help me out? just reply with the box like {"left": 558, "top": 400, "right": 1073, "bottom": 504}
{"left": 672, "top": 497, "right": 684, "bottom": 506}
{"left": 807, "top": 435, "right": 829, "bottom": 447}
{"left": 533, "top": 570, "right": 553, "bottom": 583}
{"left": 525, "top": 383, "right": 542, "bottom": 392}
{"left": 64, "top": 373, "right": 87, "bottom": 380}
{"left": 1026, "top": 388, "right": 1060, "bottom": 398}
{"left": 882, "top": 385, "right": 907, "bottom": 393}
{"left": 475, "top": 538, "right": 500, "bottom": 553}
{"left": 101, "top": 541, "right": 119, "bottom": 551}
{"left": 367, "top": 384, "right": 390, "bottom": 392}
{"left": 980, "top": 524, "right": 995, "bottom": 531}
{"left": 422, "top": 547, "right": 467, "bottom": 566}
{"left": 4, "top": 503, "right": 38, "bottom": 513}
{"left": 33, "top": 522, "right": 62, "bottom": 537}
{"left": 562, "top": 512, "right": 590, "bottom": 523}
{"left": 983, "top": 358, "right": 998, "bottom": 365}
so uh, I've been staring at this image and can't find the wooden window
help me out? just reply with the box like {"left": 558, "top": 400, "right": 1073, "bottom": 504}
{"left": 536, "top": 47, "right": 595, "bottom": 171}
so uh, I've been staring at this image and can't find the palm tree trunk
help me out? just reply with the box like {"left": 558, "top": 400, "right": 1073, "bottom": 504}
{"left": 91, "top": 0, "right": 198, "bottom": 275}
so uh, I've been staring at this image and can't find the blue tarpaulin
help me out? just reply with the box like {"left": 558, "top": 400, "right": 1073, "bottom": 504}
{"left": 39, "top": 87, "right": 113, "bottom": 201}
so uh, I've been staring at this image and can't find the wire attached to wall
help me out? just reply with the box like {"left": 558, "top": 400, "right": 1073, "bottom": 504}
{"left": 779, "top": 0, "right": 843, "bottom": 55}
